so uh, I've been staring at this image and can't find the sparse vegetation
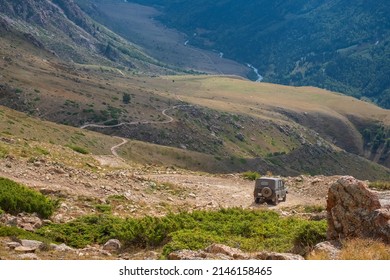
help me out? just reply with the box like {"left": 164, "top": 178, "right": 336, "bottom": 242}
{"left": 338, "top": 239, "right": 390, "bottom": 260}
{"left": 94, "top": 204, "right": 112, "bottom": 213}
{"left": 242, "top": 171, "right": 260, "bottom": 181}
{"left": 303, "top": 205, "right": 325, "bottom": 213}
{"left": 0, "top": 177, "right": 55, "bottom": 218}
{"left": 0, "top": 225, "right": 51, "bottom": 243}
{"left": 66, "top": 145, "right": 89, "bottom": 155}
{"left": 122, "top": 93, "right": 131, "bottom": 104}
{"left": 308, "top": 238, "right": 390, "bottom": 260}
{"left": 369, "top": 181, "right": 390, "bottom": 191}
{"left": 293, "top": 222, "right": 328, "bottom": 255}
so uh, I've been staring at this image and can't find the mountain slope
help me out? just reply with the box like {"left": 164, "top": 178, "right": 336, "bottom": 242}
{"left": 0, "top": 0, "right": 390, "bottom": 179}
{"left": 0, "top": 0, "right": 175, "bottom": 73}
{"left": 124, "top": 0, "right": 390, "bottom": 107}
{"left": 1, "top": 25, "right": 390, "bottom": 179}
{"left": 74, "top": 0, "right": 250, "bottom": 76}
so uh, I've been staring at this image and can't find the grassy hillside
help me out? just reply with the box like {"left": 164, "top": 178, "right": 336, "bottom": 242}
{"left": 0, "top": 4, "right": 390, "bottom": 179}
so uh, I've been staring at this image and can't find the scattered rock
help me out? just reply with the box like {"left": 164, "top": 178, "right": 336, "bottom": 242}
{"left": 52, "top": 214, "right": 65, "bottom": 223}
{"left": 18, "top": 253, "right": 39, "bottom": 260}
{"left": 6, "top": 242, "right": 22, "bottom": 249}
{"left": 254, "top": 251, "right": 304, "bottom": 260}
{"left": 51, "top": 243, "right": 74, "bottom": 252}
{"left": 327, "top": 176, "right": 390, "bottom": 243}
{"left": 309, "top": 241, "right": 341, "bottom": 260}
{"left": 168, "top": 243, "right": 304, "bottom": 260}
{"left": 205, "top": 244, "right": 247, "bottom": 259}
{"left": 168, "top": 249, "right": 225, "bottom": 260}
{"left": 0, "top": 213, "right": 43, "bottom": 231}
{"left": 14, "top": 246, "right": 36, "bottom": 253}
{"left": 188, "top": 193, "right": 196, "bottom": 199}
{"left": 21, "top": 240, "right": 43, "bottom": 250}
{"left": 103, "top": 239, "right": 121, "bottom": 252}
{"left": 235, "top": 133, "right": 245, "bottom": 141}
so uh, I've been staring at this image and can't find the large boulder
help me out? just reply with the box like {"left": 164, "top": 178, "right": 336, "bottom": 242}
{"left": 327, "top": 176, "right": 390, "bottom": 243}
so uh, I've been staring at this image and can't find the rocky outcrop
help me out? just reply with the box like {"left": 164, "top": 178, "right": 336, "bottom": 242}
{"left": 327, "top": 176, "right": 390, "bottom": 243}
{"left": 168, "top": 243, "right": 304, "bottom": 260}
{"left": 0, "top": 213, "right": 43, "bottom": 232}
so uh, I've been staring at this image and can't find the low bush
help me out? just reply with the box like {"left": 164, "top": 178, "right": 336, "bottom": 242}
{"left": 294, "top": 222, "right": 327, "bottom": 249}
{"left": 303, "top": 205, "right": 325, "bottom": 213}
{"left": 66, "top": 145, "right": 89, "bottom": 154}
{"left": 0, "top": 225, "right": 50, "bottom": 242}
{"left": 0, "top": 177, "right": 55, "bottom": 218}
{"left": 242, "top": 171, "right": 260, "bottom": 181}
{"left": 95, "top": 204, "right": 112, "bottom": 213}
{"left": 37, "top": 208, "right": 327, "bottom": 257}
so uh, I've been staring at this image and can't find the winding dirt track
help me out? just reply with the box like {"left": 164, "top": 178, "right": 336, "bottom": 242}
{"left": 80, "top": 105, "right": 192, "bottom": 157}
{"left": 110, "top": 136, "right": 128, "bottom": 157}
{"left": 80, "top": 105, "right": 191, "bottom": 129}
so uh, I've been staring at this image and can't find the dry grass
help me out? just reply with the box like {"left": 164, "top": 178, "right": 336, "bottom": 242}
{"left": 0, "top": 105, "right": 118, "bottom": 157}
{"left": 154, "top": 75, "right": 390, "bottom": 124}
{"left": 308, "top": 239, "right": 390, "bottom": 260}
{"left": 338, "top": 239, "right": 390, "bottom": 260}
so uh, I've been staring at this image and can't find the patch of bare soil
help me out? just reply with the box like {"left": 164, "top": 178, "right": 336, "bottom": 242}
{"left": 0, "top": 155, "right": 340, "bottom": 222}
{"left": 143, "top": 173, "right": 343, "bottom": 211}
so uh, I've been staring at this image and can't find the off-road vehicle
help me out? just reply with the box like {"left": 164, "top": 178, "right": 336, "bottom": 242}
{"left": 253, "top": 177, "right": 287, "bottom": 205}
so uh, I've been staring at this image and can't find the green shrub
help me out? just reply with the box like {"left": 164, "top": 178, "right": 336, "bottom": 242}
{"left": 0, "top": 207, "right": 3, "bottom": 215}
{"left": 0, "top": 225, "right": 50, "bottom": 242}
{"left": 37, "top": 208, "right": 327, "bottom": 257}
{"left": 162, "top": 229, "right": 222, "bottom": 256}
{"left": 95, "top": 204, "right": 112, "bottom": 213}
{"left": 304, "top": 205, "right": 325, "bottom": 213}
{"left": 242, "top": 171, "right": 260, "bottom": 181}
{"left": 66, "top": 145, "right": 89, "bottom": 154}
{"left": 122, "top": 93, "right": 131, "bottom": 104}
{"left": 0, "top": 177, "right": 55, "bottom": 218}
{"left": 37, "top": 215, "right": 120, "bottom": 248}
{"left": 294, "top": 221, "right": 327, "bottom": 253}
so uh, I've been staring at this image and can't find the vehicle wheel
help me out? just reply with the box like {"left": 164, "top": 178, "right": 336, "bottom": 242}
{"left": 282, "top": 195, "right": 286, "bottom": 202}
{"left": 261, "top": 187, "right": 272, "bottom": 198}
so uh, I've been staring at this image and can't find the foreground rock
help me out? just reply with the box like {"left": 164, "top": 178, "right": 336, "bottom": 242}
{"left": 168, "top": 244, "right": 304, "bottom": 260}
{"left": 327, "top": 176, "right": 390, "bottom": 243}
{"left": 103, "top": 239, "right": 122, "bottom": 252}
{"left": 309, "top": 241, "right": 341, "bottom": 260}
